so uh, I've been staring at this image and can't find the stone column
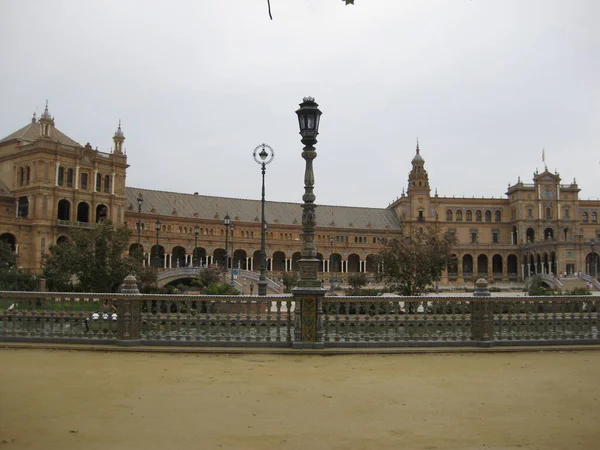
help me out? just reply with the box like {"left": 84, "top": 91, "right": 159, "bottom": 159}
{"left": 471, "top": 278, "right": 492, "bottom": 344}
{"left": 117, "top": 275, "right": 141, "bottom": 345}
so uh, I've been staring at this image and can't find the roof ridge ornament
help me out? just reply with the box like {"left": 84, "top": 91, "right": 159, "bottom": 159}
{"left": 41, "top": 100, "right": 52, "bottom": 120}
{"left": 114, "top": 119, "right": 124, "bottom": 138}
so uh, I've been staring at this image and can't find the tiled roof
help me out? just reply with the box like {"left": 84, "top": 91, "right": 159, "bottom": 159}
{"left": 126, "top": 187, "right": 401, "bottom": 231}
{"left": 0, "top": 121, "right": 81, "bottom": 148}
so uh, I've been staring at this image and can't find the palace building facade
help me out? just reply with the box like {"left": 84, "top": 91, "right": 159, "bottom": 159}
{"left": 1, "top": 106, "right": 599, "bottom": 286}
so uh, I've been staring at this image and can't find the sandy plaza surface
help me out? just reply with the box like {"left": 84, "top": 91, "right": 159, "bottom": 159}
{"left": 0, "top": 348, "right": 599, "bottom": 450}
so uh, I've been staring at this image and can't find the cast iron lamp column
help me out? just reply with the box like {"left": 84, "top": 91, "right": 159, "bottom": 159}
{"left": 136, "top": 193, "right": 143, "bottom": 247}
{"left": 224, "top": 214, "right": 230, "bottom": 273}
{"left": 330, "top": 237, "right": 335, "bottom": 293}
{"left": 154, "top": 219, "right": 161, "bottom": 270}
{"left": 591, "top": 238, "right": 598, "bottom": 278}
{"left": 253, "top": 144, "right": 275, "bottom": 296}
{"left": 193, "top": 225, "right": 199, "bottom": 267}
{"left": 292, "top": 96, "right": 324, "bottom": 349}
{"left": 230, "top": 223, "right": 235, "bottom": 287}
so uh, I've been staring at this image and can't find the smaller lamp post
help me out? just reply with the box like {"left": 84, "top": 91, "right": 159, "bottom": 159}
{"left": 136, "top": 193, "right": 143, "bottom": 252}
{"left": 524, "top": 242, "right": 530, "bottom": 278}
{"left": 253, "top": 144, "right": 275, "bottom": 296}
{"left": 329, "top": 237, "right": 335, "bottom": 293}
{"left": 224, "top": 214, "right": 231, "bottom": 273}
{"left": 230, "top": 223, "right": 235, "bottom": 287}
{"left": 154, "top": 219, "right": 161, "bottom": 270}
{"left": 591, "top": 238, "right": 598, "bottom": 278}
{"left": 193, "top": 225, "right": 199, "bottom": 267}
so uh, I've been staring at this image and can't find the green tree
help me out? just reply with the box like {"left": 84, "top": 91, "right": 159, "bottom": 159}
{"left": 0, "top": 241, "right": 38, "bottom": 291}
{"left": 281, "top": 271, "right": 299, "bottom": 292}
{"left": 42, "top": 222, "right": 142, "bottom": 292}
{"left": 348, "top": 273, "right": 367, "bottom": 290}
{"left": 376, "top": 227, "right": 457, "bottom": 296}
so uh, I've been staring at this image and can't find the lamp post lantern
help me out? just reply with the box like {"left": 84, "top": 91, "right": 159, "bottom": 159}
{"left": 154, "top": 219, "right": 161, "bottom": 270}
{"left": 193, "top": 225, "right": 199, "bottom": 267}
{"left": 223, "top": 214, "right": 231, "bottom": 273}
{"left": 292, "top": 96, "right": 324, "bottom": 348}
{"left": 253, "top": 144, "right": 275, "bottom": 296}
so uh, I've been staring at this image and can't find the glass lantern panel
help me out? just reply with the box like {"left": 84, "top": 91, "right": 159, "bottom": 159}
{"left": 307, "top": 114, "right": 315, "bottom": 130}
{"left": 315, "top": 114, "right": 320, "bottom": 132}
{"left": 298, "top": 115, "right": 306, "bottom": 130}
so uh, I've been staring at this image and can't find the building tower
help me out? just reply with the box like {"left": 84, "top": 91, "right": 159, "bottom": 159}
{"left": 113, "top": 120, "right": 125, "bottom": 154}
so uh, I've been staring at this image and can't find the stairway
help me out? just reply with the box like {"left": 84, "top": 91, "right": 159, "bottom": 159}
{"left": 559, "top": 277, "right": 593, "bottom": 292}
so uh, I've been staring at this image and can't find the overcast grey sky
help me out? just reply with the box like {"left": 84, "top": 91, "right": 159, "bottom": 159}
{"left": 1, "top": 0, "right": 598, "bottom": 207}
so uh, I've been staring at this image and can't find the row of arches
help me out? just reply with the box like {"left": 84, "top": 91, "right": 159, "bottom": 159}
{"left": 57, "top": 200, "right": 108, "bottom": 223}
{"left": 128, "top": 243, "right": 378, "bottom": 273}
{"left": 446, "top": 209, "right": 501, "bottom": 222}
{"left": 447, "top": 254, "right": 519, "bottom": 279}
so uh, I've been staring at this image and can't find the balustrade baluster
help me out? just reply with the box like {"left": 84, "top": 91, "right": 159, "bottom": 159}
{"left": 275, "top": 300, "right": 282, "bottom": 342}
{"left": 266, "top": 298, "right": 272, "bottom": 342}
{"left": 286, "top": 300, "right": 292, "bottom": 343}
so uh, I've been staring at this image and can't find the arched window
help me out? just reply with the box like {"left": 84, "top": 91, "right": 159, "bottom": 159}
{"left": 446, "top": 210, "right": 453, "bottom": 221}
{"left": 96, "top": 173, "right": 102, "bottom": 192}
{"left": 456, "top": 210, "right": 463, "bottom": 222}
{"left": 26, "top": 166, "right": 31, "bottom": 185}
{"left": 466, "top": 210, "right": 472, "bottom": 222}
{"left": 67, "top": 168, "right": 74, "bottom": 187}
{"left": 545, "top": 207, "right": 552, "bottom": 219}
{"left": 476, "top": 210, "right": 482, "bottom": 222}
{"left": 494, "top": 210, "right": 501, "bottom": 222}
{"left": 563, "top": 207, "right": 570, "bottom": 219}
{"left": 485, "top": 210, "right": 492, "bottom": 222}
{"left": 18, "top": 167, "right": 25, "bottom": 186}
{"left": 592, "top": 212, "right": 598, "bottom": 223}
{"left": 582, "top": 212, "right": 589, "bottom": 223}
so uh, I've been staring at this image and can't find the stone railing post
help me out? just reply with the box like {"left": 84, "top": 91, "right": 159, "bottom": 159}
{"left": 117, "top": 275, "right": 141, "bottom": 345}
{"left": 471, "top": 278, "right": 493, "bottom": 345}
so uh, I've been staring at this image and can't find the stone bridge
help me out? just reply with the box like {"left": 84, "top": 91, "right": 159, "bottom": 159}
{"left": 524, "top": 273, "right": 563, "bottom": 290}
{"left": 156, "top": 267, "right": 282, "bottom": 293}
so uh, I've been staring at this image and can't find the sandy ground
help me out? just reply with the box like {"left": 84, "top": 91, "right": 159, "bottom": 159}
{"left": 1, "top": 349, "right": 599, "bottom": 450}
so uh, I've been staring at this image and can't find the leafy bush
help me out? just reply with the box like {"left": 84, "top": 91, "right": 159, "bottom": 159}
{"left": 567, "top": 287, "right": 592, "bottom": 296}
{"left": 347, "top": 273, "right": 367, "bottom": 290}
{"left": 203, "top": 282, "right": 239, "bottom": 295}
{"left": 281, "top": 272, "right": 299, "bottom": 292}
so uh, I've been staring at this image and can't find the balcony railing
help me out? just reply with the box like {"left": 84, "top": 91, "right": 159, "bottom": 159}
{"left": 1, "top": 288, "right": 597, "bottom": 348}
{"left": 56, "top": 220, "right": 99, "bottom": 229}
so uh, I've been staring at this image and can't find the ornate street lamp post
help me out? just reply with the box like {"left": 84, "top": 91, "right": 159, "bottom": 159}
{"left": 193, "top": 225, "right": 199, "bottom": 267}
{"left": 223, "top": 214, "right": 230, "bottom": 273}
{"left": 136, "top": 193, "right": 143, "bottom": 252}
{"left": 154, "top": 219, "right": 161, "bottom": 270}
{"left": 591, "top": 238, "right": 598, "bottom": 278}
{"left": 253, "top": 144, "right": 275, "bottom": 296}
{"left": 292, "top": 96, "right": 324, "bottom": 348}
{"left": 230, "top": 223, "right": 235, "bottom": 287}
{"left": 330, "top": 236, "right": 335, "bottom": 293}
